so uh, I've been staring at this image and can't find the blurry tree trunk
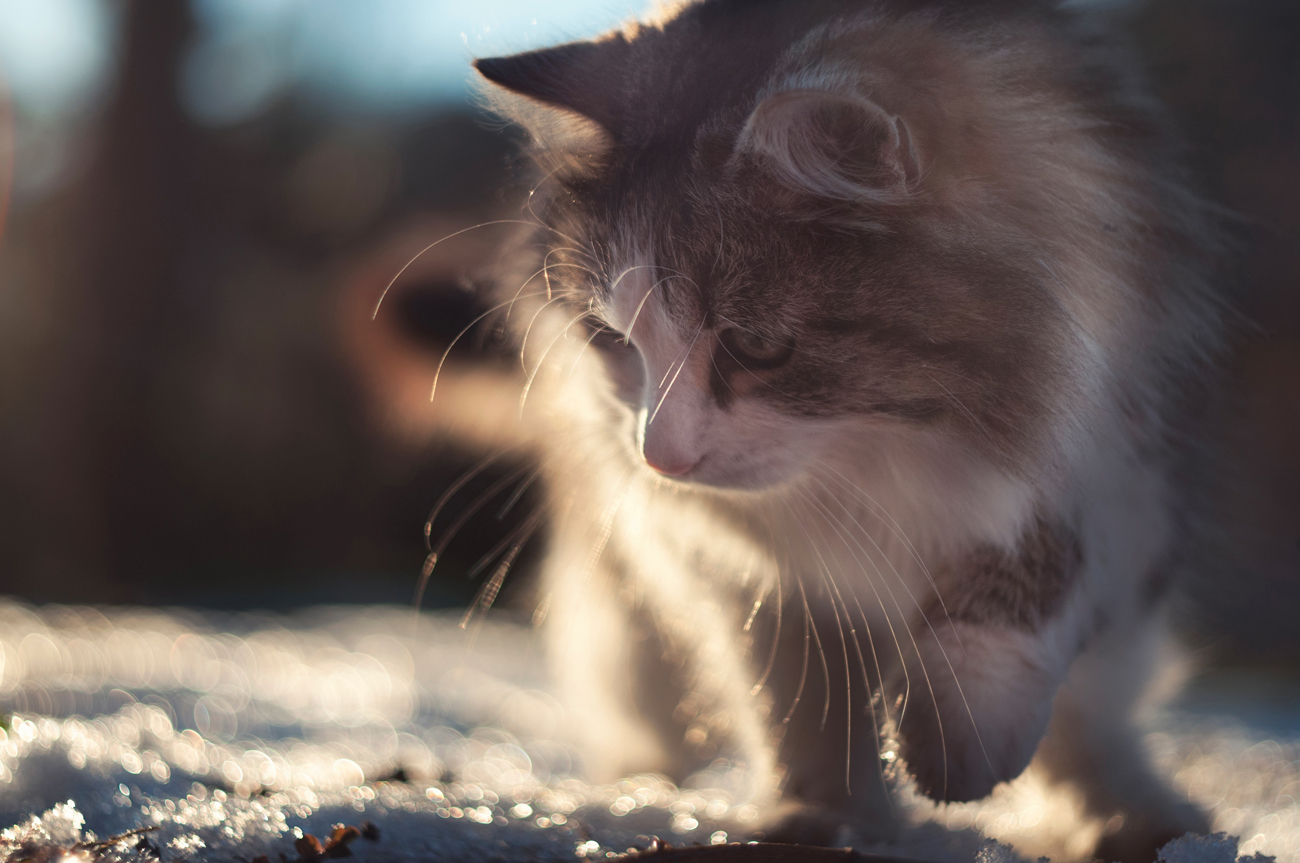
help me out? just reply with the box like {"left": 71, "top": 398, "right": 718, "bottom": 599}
{"left": 88, "top": 0, "right": 197, "bottom": 590}
{"left": 22, "top": 0, "right": 195, "bottom": 599}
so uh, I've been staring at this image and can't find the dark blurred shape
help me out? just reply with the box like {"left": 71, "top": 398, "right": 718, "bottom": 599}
{"left": 391, "top": 281, "right": 493, "bottom": 352}
{"left": 84, "top": 1, "right": 202, "bottom": 595}
{"left": 1132, "top": 0, "right": 1300, "bottom": 662}
{"left": 0, "top": 1, "right": 539, "bottom": 609}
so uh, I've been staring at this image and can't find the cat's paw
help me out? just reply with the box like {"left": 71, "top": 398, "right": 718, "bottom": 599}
{"left": 753, "top": 802, "right": 897, "bottom": 849}
{"left": 893, "top": 625, "right": 1058, "bottom": 803}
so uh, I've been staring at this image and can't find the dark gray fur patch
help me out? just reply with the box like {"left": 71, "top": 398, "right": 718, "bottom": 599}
{"left": 930, "top": 516, "right": 1084, "bottom": 631}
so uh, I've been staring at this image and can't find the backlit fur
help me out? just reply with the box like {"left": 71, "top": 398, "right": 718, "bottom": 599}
{"left": 474, "top": 1, "right": 1226, "bottom": 859}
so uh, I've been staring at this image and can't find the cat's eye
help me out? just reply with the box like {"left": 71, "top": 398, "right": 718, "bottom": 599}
{"left": 718, "top": 327, "right": 795, "bottom": 369}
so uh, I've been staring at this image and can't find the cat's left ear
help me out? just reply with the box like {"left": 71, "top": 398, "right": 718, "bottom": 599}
{"left": 474, "top": 36, "right": 630, "bottom": 137}
{"left": 735, "top": 89, "right": 921, "bottom": 204}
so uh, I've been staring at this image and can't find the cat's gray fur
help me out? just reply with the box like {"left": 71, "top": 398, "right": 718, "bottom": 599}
{"left": 473, "top": 1, "right": 1226, "bottom": 859}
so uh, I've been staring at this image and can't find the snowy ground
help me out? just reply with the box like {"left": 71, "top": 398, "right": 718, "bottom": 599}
{"left": 0, "top": 600, "right": 1294, "bottom": 862}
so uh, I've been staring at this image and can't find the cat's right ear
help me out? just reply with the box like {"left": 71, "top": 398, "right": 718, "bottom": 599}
{"left": 474, "top": 37, "right": 630, "bottom": 138}
{"left": 735, "top": 89, "right": 921, "bottom": 207}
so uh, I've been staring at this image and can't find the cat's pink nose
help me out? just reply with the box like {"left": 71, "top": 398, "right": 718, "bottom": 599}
{"left": 644, "top": 454, "right": 697, "bottom": 477}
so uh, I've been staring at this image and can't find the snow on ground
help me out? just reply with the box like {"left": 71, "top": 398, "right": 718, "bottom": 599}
{"left": 0, "top": 600, "right": 1294, "bottom": 862}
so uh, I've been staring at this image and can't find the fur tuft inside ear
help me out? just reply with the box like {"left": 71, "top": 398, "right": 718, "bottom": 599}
{"left": 474, "top": 37, "right": 630, "bottom": 137}
{"left": 736, "top": 89, "right": 921, "bottom": 204}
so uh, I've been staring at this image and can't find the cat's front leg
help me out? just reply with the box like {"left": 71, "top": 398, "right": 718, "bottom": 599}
{"left": 892, "top": 516, "right": 1091, "bottom": 801}
{"left": 1036, "top": 616, "right": 1209, "bottom": 863}
{"left": 544, "top": 552, "right": 674, "bottom": 782}
{"left": 751, "top": 605, "right": 900, "bottom": 846}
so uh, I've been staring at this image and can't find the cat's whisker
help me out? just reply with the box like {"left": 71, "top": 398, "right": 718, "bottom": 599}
{"left": 790, "top": 486, "right": 904, "bottom": 753}
{"left": 517, "top": 294, "right": 575, "bottom": 374}
{"left": 810, "top": 465, "right": 974, "bottom": 739}
{"left": 648, "top": 320, "right": 706, "bottom": 427}
{"left": 807, "top": 479, "right": 1004, "bottom": 798}
{"left": 462, "top": 513, "right": 544, "bottom": 647}
{"left": 794, "top": 482, "right": 944, "bottom": 762}
{"left": 799, "top": 497, "right": 861, "bottom": 788}
{"left": 787, "top": 493, "right": 883, "bottom": 796}
{"left": 462, "top": 496, "right": 544, "bottom": 583}
{"left": 428, "top": 290, "right": 549, "bottom": 403}
{"left": 374, "top": 218, "right": 591, "bottom": 319}
{"left": 812, "top": 459, "right": 955, "bottom": 640}
{"left": 421, "top": 447, "right": 518, "bottom": 550}
{"left": 523, "top": 166, "right": 575, "bottom": 235}
{"left": 806, "top": 470, "right": 997, "bottom": 781}
{"left": 749, "top": 523, "right": 790, "bottom": 699}
{"left": 803, "top": 496, "right": 893, "bottom": 741}
{"left": 780, "top": 573, "right": 813, "bottom": 726}
{"left": 654, "top": 265, "right": 702, "bottom": 296}
{"left": 655, "top": 317, "right": 703, "bottom": 389}
{"left": 372, "top": 220, "right": 513, "bottom": 320}
{"left": 559, "top": 324, "right": 608, "bottom": 383}
{"left": 780, "top": 496, "right": 842, "bottom": 733}
{"left": 518, "top": 309, "right": 593, "bottom": 416}
{"left": 611, "top": 261, "right": 701, "bottom": 296}
{"left": 497, "top": 468, "right": 541, "bottom": 520}
{"left": 813, "top": 467, "right": 956, "bottom": 661}
{"left": 623, "top": 274, "right": 677, "bottom": 341}
{"left": 749, "top": 574, "right": 783, "bottom": 698}
{"left": 426, "top": 463, "right": 536, "bottom": 567}
{"left": 741, "top": 565, "right": 764, "bottom": 634}
{"left": 578, "top": 471, "right": 636, "bottom": 586}
{"left": 413, "top": 456, "right": 536, "bottom": 620}
{"left": 805, "top": 469, "right": 943, "bottom": 634}
{"left": 526, "top": 295, "right": 613, "bottom": 387}
{"left": 790, "top": 482, "right": 904, "bottom": 730}
{"left": 604, "top": 263, "right": 664, "bottom": 299}
{"left": 708, "top": 349, "right": 743, "bottom": 403}
{"left": 504, "top": 259, "right": 596, "bottom": 330}
{"left": 539, "top": 248, "right": 600, "bottom": 305}
{"left": 804, "top": 572, "right": 833, "bottom": 733}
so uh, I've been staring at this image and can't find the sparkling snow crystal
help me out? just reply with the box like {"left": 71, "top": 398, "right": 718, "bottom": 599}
{"left": 0, "top": 601, "right": 1296, "bottom": 861}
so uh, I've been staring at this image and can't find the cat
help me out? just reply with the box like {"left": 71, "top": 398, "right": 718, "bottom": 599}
{"left": 471, "top": 1, "right": 1227, "bottom": 859}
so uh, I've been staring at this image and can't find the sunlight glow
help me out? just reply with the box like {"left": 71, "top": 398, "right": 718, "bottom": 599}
{"left": 0, "top": 0, "right": 115, "bottom": 119}
{"left": 182, "top": 0, "right": 649, "bottom": 125}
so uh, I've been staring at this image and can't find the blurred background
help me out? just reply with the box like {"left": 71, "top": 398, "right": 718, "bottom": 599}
{"left": 0, "top": 0, "right": 1295, "bottom": 664}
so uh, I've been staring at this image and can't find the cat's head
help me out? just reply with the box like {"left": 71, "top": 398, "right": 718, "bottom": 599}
{"left": 476, "top": 4, "right": 1079, "bottom": 491}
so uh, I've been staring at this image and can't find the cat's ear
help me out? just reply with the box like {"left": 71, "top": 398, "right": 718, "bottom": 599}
{"left": 736, "top": 89, "right": 920, "bottom": 204}
{"left": 474, "top": 37, "right": 630, "bottom": 137}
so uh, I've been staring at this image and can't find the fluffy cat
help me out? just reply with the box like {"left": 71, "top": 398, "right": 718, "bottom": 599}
{"left": 471, "top": 1, "right": 1226, "bottom": 859}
